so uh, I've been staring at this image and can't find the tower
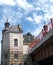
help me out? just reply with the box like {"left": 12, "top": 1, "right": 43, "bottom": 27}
{"left": 1, "top": 20, "right": 23, "bottom": 65}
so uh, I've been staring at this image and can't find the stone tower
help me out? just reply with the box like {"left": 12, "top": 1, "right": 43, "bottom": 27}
{"left": 1, "top": 20, "right": 23, "bottom": 65}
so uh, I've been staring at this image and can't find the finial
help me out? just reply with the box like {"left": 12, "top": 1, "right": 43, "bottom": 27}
{"left": 6, "top": 19, "right": 8, "bottom": 22}
{"left": 44, "top": 21, "right": 46, "bottom": 25}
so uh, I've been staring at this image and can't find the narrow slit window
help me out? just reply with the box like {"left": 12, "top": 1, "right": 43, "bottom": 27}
{"left": 14, "top": 39, "right": 18, "bottom": 46}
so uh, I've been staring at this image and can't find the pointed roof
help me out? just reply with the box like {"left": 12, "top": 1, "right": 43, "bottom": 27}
{"left": 9, "top": 25, "right": 19, "bottom": 33}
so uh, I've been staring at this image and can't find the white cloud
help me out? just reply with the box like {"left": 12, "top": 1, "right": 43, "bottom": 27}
{"left": 50, "top": 0, "right": 53, "bottom": 3}
{"left": 16, "top": 0, "right": 33, "bottom": 11}
{"left": 43, "top": 5, "right": 53, "bottom": 21}
{"left": 34, "top": 16, "right": 42, "bottom": 24}
{"left": 50, "top": 15, "right": 53, "bottom": 18}
{"left": 2, "top": 7, "right": 24, "bottom": 24}
{"left": 44, "top": 13, "right": 50, "bottom": 20}
{"left": 32, "top": 0, "right": 53, "bottom": 25}
{"left": 26, "top": 14, "right": 42, "bottom": 24}
{"left": 38, "top": 0, "right": 48, "bottom": 5}
{"left": 0, "top": 0, "right": 15, "bottom": 6}
{"left": 27, "top": 17, "right": 33, "bottom": 22}
{"left": 35, "top": 7, "right": 41, "bottom": 11}
{"left": 31, "top": 0, "right": 53, "bottom": 36}
{"left": 50, "top": 6, "right": 53, "bottom": 14}
{"left": 33, "top": 13, "right": 42, "bottom": 24}
{"left": 35, "top": 0, "right": 49, "bottom": 8}
{"left": 15, "top": 12, "right": 23, "bottom": 19}
{"left": 32, "top": 25, "right": 43, "bottom": 36}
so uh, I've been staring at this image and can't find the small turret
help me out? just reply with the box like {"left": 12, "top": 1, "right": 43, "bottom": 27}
{"left": 42, "top": 23, "right": 48, "bottom": 37}
{"left": 50, "top": 18, "right": 53, "bottom": 23}
{"left": 43, "top": 23, "right": 48, "bottom": 32}
{"left": 18, "top": 24, "right": 23, "bottom": 33}
{"left": 5, "top": 20, "right": 10, "bottom": 29}
{"left": 50, "top": 18, "right": 53, "bottom": 28}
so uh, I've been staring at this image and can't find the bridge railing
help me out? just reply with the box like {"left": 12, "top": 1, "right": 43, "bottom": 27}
{"left": 28, "top": 18, "right": 53, "bottom": 51}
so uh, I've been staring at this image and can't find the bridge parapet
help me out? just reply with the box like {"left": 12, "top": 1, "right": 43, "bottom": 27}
{"left": 28, "top": 18, "right": 53, "bottom": 52}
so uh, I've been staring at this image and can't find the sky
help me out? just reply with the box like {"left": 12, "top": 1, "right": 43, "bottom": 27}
{"left": 0, "top": 0, "right": 53, "bottom": 62}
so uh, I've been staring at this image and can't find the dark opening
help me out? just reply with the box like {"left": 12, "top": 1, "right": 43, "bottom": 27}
{"left": 19, "top": 63, "right": 22, "bottom": 65}
{"left": 14, "top": 54, "right": 18, "bottom": 59}
{"left": 11, "top": 63, "right": 13, "bottom": 65}
{"left": 5, "top": 54, "right": 7, "bottom": 58}
{"left": 14, "top": 39, "right": 18, "bottom": 46}
{"left": 38, "top": 56, "right": 53, "bottom": 65}
{"left": 24, "top": 62, "right": 27, "bottom": 65}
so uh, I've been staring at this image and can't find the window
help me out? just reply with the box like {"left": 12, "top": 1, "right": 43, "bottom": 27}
{"left": 5, "top": 54, "right": 7, "bottom": 58}
{"left": 14, "top": 39, "right": 18, "bottom": 46}
{"left": 14, "top": 54, "right": 18, "bottom": 59}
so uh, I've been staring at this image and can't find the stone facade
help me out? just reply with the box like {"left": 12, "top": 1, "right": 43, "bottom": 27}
{"left": 1, "top": 21, "right": 35, "bottom": 65}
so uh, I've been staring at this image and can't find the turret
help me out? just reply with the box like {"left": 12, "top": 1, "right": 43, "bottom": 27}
{"left": 5, "top": 20, "right": 10, "bottom": 29}
{"left": 50, "top": 18, "right": 53, "bottom": 29}
{"left": 50, "top": 18, "right": 53, "bottom": 23}
{"left": 43, "top": 23, "right": 48, "bottom": 32}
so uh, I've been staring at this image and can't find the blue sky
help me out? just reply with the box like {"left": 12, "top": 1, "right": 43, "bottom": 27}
{"left": 0, "top": 0, "right": 53, "bottom": 61}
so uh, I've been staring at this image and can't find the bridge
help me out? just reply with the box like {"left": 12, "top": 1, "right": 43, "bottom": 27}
{"left": 23, "top": 18, "right": 53, "bottom": 65}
